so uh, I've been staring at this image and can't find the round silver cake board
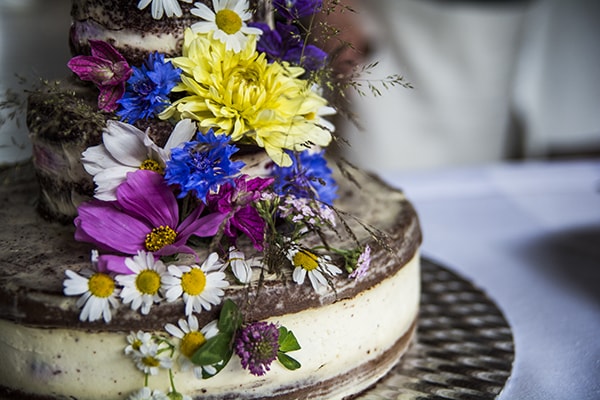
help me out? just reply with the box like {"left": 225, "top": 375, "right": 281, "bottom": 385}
{"left": 360, "top": 258, "right": 514, "bottom": 400}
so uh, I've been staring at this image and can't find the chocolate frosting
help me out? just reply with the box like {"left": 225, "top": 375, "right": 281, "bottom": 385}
{"left": 0, "top": 163, "right": 421, "bottom": 332}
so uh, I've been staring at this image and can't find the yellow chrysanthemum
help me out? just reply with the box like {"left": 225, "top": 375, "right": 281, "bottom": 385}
{"left": 159, "top": 29, "right": 333, "bottom": 166}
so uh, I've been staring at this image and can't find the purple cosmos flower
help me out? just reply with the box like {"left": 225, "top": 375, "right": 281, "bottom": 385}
{"left": 271, "top": 149, "right": 337, "bottom": 205}
{"left": 273, "top": 0, "right": 322, "bottom": 20}
{"left": 74, "top": 170, "right": 226, "bottom": 273}
{"left": 165, "top": 130, "right": 245, "bottom": 203}
{"left": 250, "top": 21, "right": 327, "bottom": 72}
{"left": 67, "top": 40, "right": 132, "bottom": 112}
{"left": 234, "top": 321, "right": 280, "bottom": 376}
{"left": 117, "top": 52, "right": 182, "bottom": 124}
{"left": 206, "top": 175, "right": 274, "bottom": 251}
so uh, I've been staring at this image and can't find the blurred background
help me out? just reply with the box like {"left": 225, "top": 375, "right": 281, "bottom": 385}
{"left": 329, "top": 0, "right": 600, "bottom": 172}
{"left": 0, "top": 0, "right": 71, "bottom": 165}
{"left": 1, "top": 0, "right": 599, "bottom": 172}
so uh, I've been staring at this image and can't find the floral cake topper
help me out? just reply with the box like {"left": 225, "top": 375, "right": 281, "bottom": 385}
{"left": 61, "top": 1, "right": 378, "bottom": 398}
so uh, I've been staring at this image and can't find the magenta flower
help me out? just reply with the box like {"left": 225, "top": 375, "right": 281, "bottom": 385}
{"left": 74, "top": 170, "right": 226, "bottom": 273}
{"left": 206, "top": 175, "right": 273, "bottom": 251}
{"left": 67, "top": 40, "right": 132, "bottom": 112}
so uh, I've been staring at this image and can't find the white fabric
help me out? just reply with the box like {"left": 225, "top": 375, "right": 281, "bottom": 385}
{"left": 382, "top": 159, "right": 600, "bottom": 399}
{"left": 340, "top": 0, "right": 530, "bottom": 171}
{"left": 513, "top": 0, "right": 600, "bottom": 157}
{"left": 340, "top": 0, "right": 600, "bottom": 173}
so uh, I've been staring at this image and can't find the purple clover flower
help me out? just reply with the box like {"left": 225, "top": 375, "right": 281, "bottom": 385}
{"left": 164, "top": 130, "right": 245, "bottom": 203}
{"left": 117, "top": 52, "right": 181, "bottom": 124}
{"left": 74, "top": 170, "right": 226, "bottom": 274}
{"left": 206, "top": 175, "right": 274, "bottom": 251}
{"left": 271, "top": 149, "right": 337, "bottom": 205}
{"left": 273, "top": 0, "right": 322, "bottom": 20}
{"left": 67, "top": 40, "right": 132, "bottom": 112}
{"left": 234, "top": 321, "right": 280, "bottom": 376}
{"left": 250, "top": 21, "right": 327, "bottom": 72}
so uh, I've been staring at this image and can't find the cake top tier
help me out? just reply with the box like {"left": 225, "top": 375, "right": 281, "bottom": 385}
{"left": 70, "top": 0, "right": 271, "bottom": 64}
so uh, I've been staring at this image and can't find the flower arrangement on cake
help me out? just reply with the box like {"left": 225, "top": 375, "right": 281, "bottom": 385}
{"left": 56, "top": 1, "right": 382, "bottom": 398}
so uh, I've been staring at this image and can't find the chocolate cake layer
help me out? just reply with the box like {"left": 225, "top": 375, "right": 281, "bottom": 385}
{"left": 70, "top": 0, "right": 272, "bottom": 65}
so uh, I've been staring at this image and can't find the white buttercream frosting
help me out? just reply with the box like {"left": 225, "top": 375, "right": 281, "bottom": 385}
{"left": 0, "top": 254, "right": 420, "bottom": 399}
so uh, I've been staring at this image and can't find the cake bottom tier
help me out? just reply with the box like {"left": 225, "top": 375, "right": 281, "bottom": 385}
{"left": 0, "top": 255, "right": 419, "bottom": 400}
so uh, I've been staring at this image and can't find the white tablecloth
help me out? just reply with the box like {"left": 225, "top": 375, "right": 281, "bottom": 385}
{"left": 381, "top": 159, "right": 600, "bottom": 399}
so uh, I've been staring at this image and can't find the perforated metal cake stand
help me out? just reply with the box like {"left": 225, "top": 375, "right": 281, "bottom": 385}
{"left": 360, "top": 258, "right": 514, "bottom": 400}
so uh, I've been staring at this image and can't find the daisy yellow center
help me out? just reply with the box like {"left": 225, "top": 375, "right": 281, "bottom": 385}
{"left": 131, "top": 339, "right": 142, "bottom": 351}
{"left": 139, "top": 159, "right": 164, "bottom": 174}
{"left": 87, "top": 273, "right": 115, "bottom": 298}
{"left": 293, "top": 250, "right": 319, "bottom": 271}
{"left": 181, "top": 268, "right": 207, "bottom": 296}
{"left": 135, "top": 270, "right": 161, "bottom": 295}
{"left": 215, "top": 9, "right": 242, "bottom": 35}
{"left": 180, "top": 331, "right": 207, "bottom": 358}
{"left": 145, "top": 225, "right": 177, "bottom": 252}
{"left": 142, "top": 356, "right": 160, "bottom": 367}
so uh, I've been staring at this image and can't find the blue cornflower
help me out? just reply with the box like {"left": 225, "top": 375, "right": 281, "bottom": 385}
{"left": 249, "top": 21, "right": 327, "bottom": 72}
{"left": 117, "top": 52, "right": 181, "bottom": 123}
{"left": 164, "top": 130, "right": 245, "bottom": 202}
{"left": 273, "top": 0, "right": 322, "bottom": 20}
{"left": 271, "top": 149, "right": 337, "bottom": 205}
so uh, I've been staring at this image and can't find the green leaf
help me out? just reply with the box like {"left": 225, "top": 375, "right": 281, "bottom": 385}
{"left": 278, "top": 327, "right": 301, "bottom": 353}
{"left": 218, "top": 299, "right": 243, "bottom": 335}
{"left": 190, "top": 332, "right": 233, "bottom": 366}
{"left": 277, "top": 351, "right": 301, "bottom": 371}
{"left": 200, "top": 353, "right": 232, "bottom": 379}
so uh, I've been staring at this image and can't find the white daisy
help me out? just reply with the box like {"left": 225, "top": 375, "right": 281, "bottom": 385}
{"left": 137, "top": 0, "right": 193, "bottom": 19}
{"left": 162, "top": 252, "right": 229, "bottom": 316}
{"left": 63, "top": 269, "right": 120, "bottom": 323}
{"left": 116, "top": 251, "right": 167, "bottom": 315}
{"left": 132, "top": 341, "right": 173, "bottom": 375}
{"left": 190, "top": 0, "right": 262, "bottom": 53}
{"left": 287, "top": 247, "right": 342, "bottom": 292}
{"left": 125, "top": 331, "right": 154, "bottom": 355}
{"left": 224, "top": 246, "right": 261, "bottom": 284}
{"left": 165, "top": 315, "right": 220, "bottom": 378}
{"left": 82, "top": 118, "right": 197, "bottom": 201}
{"left": 127, "top": 387, "right": 169, "bottom": 400}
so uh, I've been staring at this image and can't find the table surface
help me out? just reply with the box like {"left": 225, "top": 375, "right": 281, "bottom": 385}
{"left": 381, "top": 159, "right": 600, "bottom": 400}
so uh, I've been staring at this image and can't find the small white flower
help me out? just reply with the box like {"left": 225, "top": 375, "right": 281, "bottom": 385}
{"left": 127, "top": 387, "right": 169, "bottom": 400}
{"left": 224, "top": 247, "right": 261, "bottom": 284}
{"left": 63, "top": 269, "right": 119, "bottom": 323}
{"left": 132, "top": 341, "right": 173, "bottom": 375}
{"left": 137, "top": 0, "right": 193, "bottom": 19}
{"left": 82, "top": 119, "right": 196, "bottom": 201}
{"left": 116, "top": 251, "right": 167, "bottom": 315}
{"left": 162, "top": 253, "right": 229, "bottom": 316}
{"left": 190, "top": 0, "right": 262, "bottom": 53}
{"left": 165, "top": 315, "right": 220, "bottom": 378}
{"left": 287, "top": 246, "right": 342, "bottom": 292}
{"left": 125, "top": 331, "right": 154, "bottom": 355}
